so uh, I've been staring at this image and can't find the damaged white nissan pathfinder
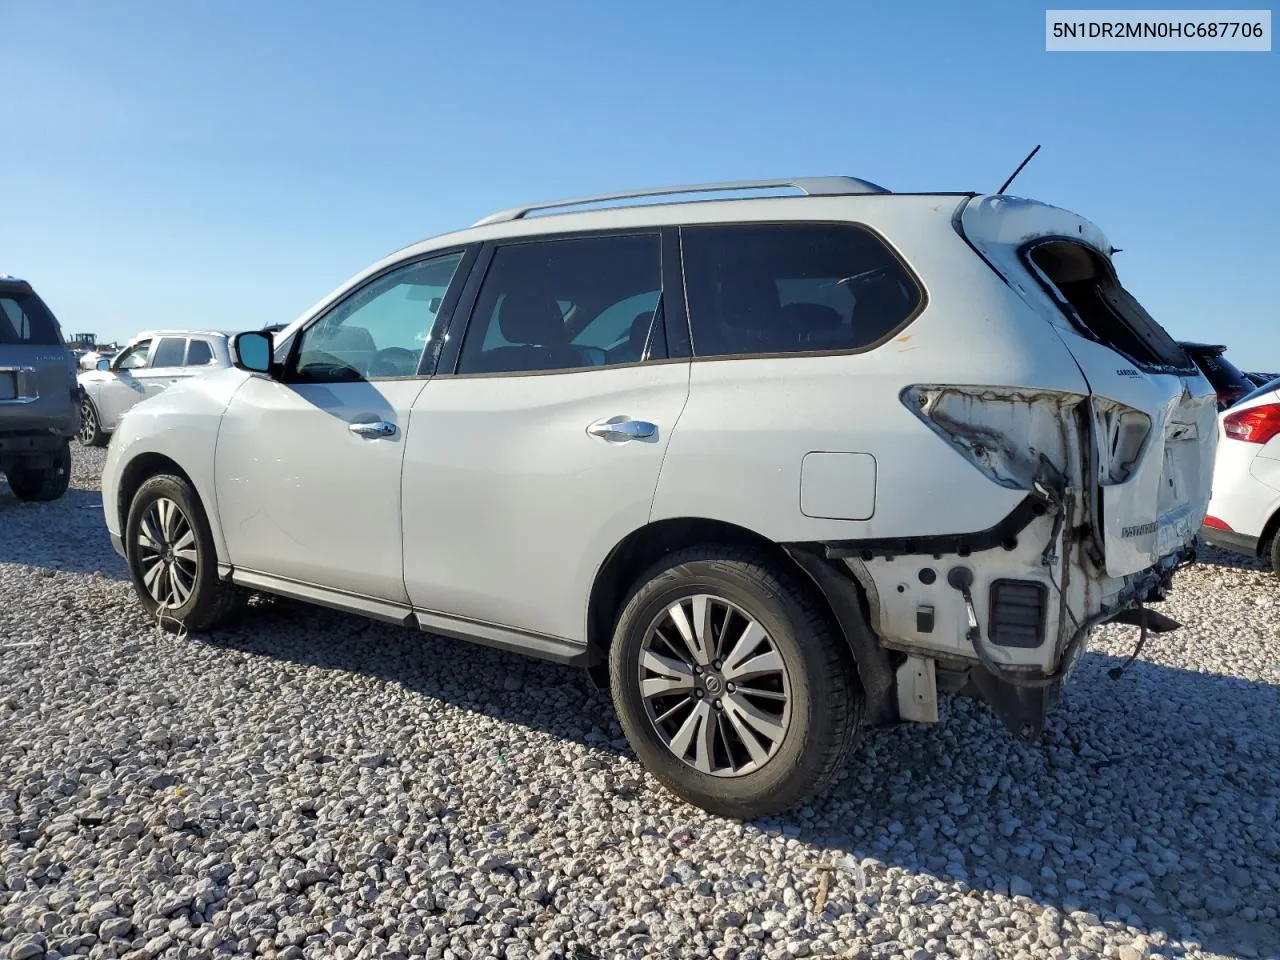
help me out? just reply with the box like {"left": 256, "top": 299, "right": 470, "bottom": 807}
{"left": 100, "top": 177, "right": 1216, "bottom": 817}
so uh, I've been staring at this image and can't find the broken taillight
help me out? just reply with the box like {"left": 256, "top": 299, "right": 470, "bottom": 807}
{"left": 1223, "top": 403, "right": 1280, "bottom": 445}
{"left": 1091, "top": 398, "right": 1152, "bottom": 485}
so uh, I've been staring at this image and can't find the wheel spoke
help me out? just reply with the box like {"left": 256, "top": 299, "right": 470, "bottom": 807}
{"left": 169, "top": 563, "right": 193, "bottom": 606}
{"left": 666, "top": 600, "right": 709, "bottom": 666}
{"left": 640, "top": 647, "right": 695, "bottom": 698}
{"left": 724, "top": 691, "right": 786, "bottom": 744}
{"left": 172, "top": 529, "right": 195, "bottom": 553}
{"left": 140, "top": 513, "right": 165, "bottom": 552}
{"left": 158, "top": 500, "right": 176, "bottom": 541}
{"left": 654, "top": 697, "right": 694, "bottom": 725}
{"left": 668, "top": 700, "right": 713, "bottom": 766}
{"left": 721, "top": 619, "right": 768, "bottom": 677}
{"left": 723, "top": 700, "right": 771, "bottom": 766}
{"left": 693, "top": 702, "right": 717, "bottom": 774}
{"left": 142, "top": 559, "right": 166, "bottom": 594}
{"left": 690, "top": 595, "right": 716, "bottom": 663}
{"left": 723, "top": 648, "right": 784, "bottom": 683}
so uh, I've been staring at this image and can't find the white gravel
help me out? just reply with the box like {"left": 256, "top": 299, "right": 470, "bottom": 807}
{"left": 1, "top": 445, "right": 1278, "bottom": 960}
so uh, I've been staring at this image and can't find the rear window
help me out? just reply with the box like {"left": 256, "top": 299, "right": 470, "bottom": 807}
{"left": 185, "top": 339, "right": 214, "bottom": 366}
{"left": 0, "top": 290, "right": 61, "bottom": 345}
{"left": 1025, "top": 240, "right": 1191, "bottom": 371}
{"left": 151, "top": 337, "right": 188, "bottom": 368}
{"left": 681, "top": 223, "right": 922, "bottom": 359}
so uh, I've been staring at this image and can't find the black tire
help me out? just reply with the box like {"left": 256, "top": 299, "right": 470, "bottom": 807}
{"left": 124, "top": 473, "right": 242, "bottom": 632}
{"left": 609, "top": 545, "right": 863, "bottom": 819}
{"left": 78, "top": 395, "right": 108, "bottom": 447}
{"left": 1270, "top": 534, "right": 1280, "bottom": 578}
{"left": 5, "top": 442, "right": 71, "bottom": 502}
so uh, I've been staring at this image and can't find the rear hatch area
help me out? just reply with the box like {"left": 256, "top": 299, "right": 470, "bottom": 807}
{"left": 958, "top": 196, "right": 1217, "bottom": 578}
{"left": 0, "top": 281, "right": 78, "bottom": 435}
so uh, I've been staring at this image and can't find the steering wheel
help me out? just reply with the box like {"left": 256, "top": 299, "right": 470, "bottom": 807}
{"left": 368, "top": 347, "right": 421, "bottom": 378}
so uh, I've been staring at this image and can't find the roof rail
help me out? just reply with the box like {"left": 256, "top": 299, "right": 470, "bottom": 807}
{"left": 472, "top": 176, "right": 890, "bottom": 226}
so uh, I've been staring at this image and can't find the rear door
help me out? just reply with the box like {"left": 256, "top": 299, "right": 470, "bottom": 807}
{"left": 401, "top": 229, "right": 690, "bottom": 643}
{"left": 140, "top": 336, "right": 189, "bottom": 400}
{"left": 960, "top": 196, "right": 1217, "bottom": 577}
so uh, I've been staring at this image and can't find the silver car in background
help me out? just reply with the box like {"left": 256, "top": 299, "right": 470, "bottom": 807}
{"left": 76, "top": 330, "right": 234, "bottom": 446}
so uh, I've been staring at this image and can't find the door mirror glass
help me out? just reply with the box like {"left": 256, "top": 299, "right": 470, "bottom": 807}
{"left": 234, "top": 331, "right": 273, "bottom": 373}
{"left": 96, "top": 358, "right": 111, "bottom": 371}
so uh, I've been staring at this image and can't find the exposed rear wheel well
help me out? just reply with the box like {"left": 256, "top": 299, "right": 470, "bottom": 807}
{"left": 585, "top": 518, "right": 879, "bottom": 702}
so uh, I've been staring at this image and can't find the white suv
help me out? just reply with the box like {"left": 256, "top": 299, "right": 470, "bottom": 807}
{"left": 100, "top": 178, "right": 1217, "bottom": 817}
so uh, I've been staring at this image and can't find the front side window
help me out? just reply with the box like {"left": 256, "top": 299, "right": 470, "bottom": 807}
{"left": 293, "top": 251, "right": 466, "bottom": 382}
{"left": 681, "top": 223, "right": 922, "bottom": 359}
{"left": 115, "top": 340, "right": 152, "bottom": 370}
{"left": 457, "top": 234, "right": 662, "bottom": 374}
{"left": 151, "top": 337, "right": 188, "bottom": 368}
{"left": 0, "top": 292, "right": 60, "bottom": 345}
{"left": 185, "top": 339, "right": 215, "bottom": 366}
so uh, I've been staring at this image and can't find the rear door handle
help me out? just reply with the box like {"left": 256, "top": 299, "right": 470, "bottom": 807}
{"left": 586, "top": 416, "right": 657, "bottom": 443}
{"left": 349, "top": 420, "right": 398, "bottom": 439}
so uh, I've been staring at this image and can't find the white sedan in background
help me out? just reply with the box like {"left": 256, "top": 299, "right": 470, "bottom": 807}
{"left": 1201, "top": 376, "right": 1280, "bottom": 574}
{"left": 76, "top": 330, "right": 235, "bottom": 446}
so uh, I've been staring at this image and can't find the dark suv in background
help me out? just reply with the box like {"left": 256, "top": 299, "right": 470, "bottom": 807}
{"left": 1179, "top": 341, "right": 1255, "bottom": 410}
{"left": 0, "top": 275, "right": 78, "bottom": 501}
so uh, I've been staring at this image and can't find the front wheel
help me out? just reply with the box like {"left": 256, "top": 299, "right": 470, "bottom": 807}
{"left": 1270, "top": 533, "right": 1280, "bottom": 578}
{"left": 124, "top": 474, "right": 242, "bottom": 631}
{"left": 609, "top": 546, "right": 863, "bottom": 819}
{"left": 5, "top": 442, "right": 71, "bottom": 502}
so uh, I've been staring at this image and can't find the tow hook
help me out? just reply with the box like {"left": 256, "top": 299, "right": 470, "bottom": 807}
{"left": 1106, "top": 605, "right": 1182, "bottom": 680}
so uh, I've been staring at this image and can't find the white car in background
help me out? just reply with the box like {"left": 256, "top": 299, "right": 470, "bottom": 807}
{"left": 76, "top": 330, "right": 234, "bottom": 446}
{"left": 1202, "top": 376, "right": 1280, "bottom": 574}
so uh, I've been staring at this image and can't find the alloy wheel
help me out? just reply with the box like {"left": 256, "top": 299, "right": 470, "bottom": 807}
{"left": 136, "top": 497, "right": 198, "bottom": 608}
{"left": 78, "top": 399, "right": 97, "bottom": 444}
{"left": 638, "top": 594, "right": 792, "bottom": 777}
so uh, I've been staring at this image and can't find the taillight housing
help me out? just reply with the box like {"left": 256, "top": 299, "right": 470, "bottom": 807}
{"left": 1223, "top": 403, "right": 1280, "bottom": 445}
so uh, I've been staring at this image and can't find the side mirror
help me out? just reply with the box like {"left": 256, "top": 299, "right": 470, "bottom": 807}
{"left": 96, "top": 358, "right": 111, "bottom": 372}
{"left": 233, "top": 331, "right": 274, "bottom": 374}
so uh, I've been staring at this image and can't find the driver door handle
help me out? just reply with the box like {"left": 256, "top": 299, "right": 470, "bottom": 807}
{"left": 586, "top": 416, "right": 657, "bottom": 443}
{"left": 349, "top": 420, "right": 398, "bottom": 439}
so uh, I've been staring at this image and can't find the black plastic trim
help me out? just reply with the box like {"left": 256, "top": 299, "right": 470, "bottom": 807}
{"left": 812, "top": 493, "right": 1049, "bottom": 561}
{"left": 987, "top": 578, "right": 1048, "bottom": 649}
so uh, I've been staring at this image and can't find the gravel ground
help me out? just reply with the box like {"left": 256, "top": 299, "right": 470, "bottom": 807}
{"left": 1, "top": 444, "right": 1278, "bottom": 960}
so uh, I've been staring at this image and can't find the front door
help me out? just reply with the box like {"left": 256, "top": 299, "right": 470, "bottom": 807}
{"left": 96, "top": 338, "right": 152, "bottom": 429}
{"left": 402, "top": 231, "right": 691, "bottom": 643}
{"left": 214, "top": 250, "right": 470, "bottom": 602}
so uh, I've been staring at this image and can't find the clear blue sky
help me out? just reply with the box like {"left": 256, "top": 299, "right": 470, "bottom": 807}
{"left": 4, "top": 1, "right": 1277, "bottom": 366}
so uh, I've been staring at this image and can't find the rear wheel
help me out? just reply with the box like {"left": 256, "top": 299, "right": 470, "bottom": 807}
{"left": 1270, "top": 533, "right": 1280, "bottom": 578}
{"left": 78, "top": 396, "right": 108, "bottom": 446}
{"left": 5, "top": 442, "right": 71, "bottom": 502}
{"left": 609, "top": 545, "right": 863, "bottom": 818}
{"left": 124, "top": 474, "right": 242, "bottom": 631}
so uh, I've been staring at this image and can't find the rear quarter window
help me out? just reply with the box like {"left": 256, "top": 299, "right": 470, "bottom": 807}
{"left": 0, "top": 291, "right": 61, "bottom": 346}
{"left": 680, "top": 222, "right": 922, "bottom": 359}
